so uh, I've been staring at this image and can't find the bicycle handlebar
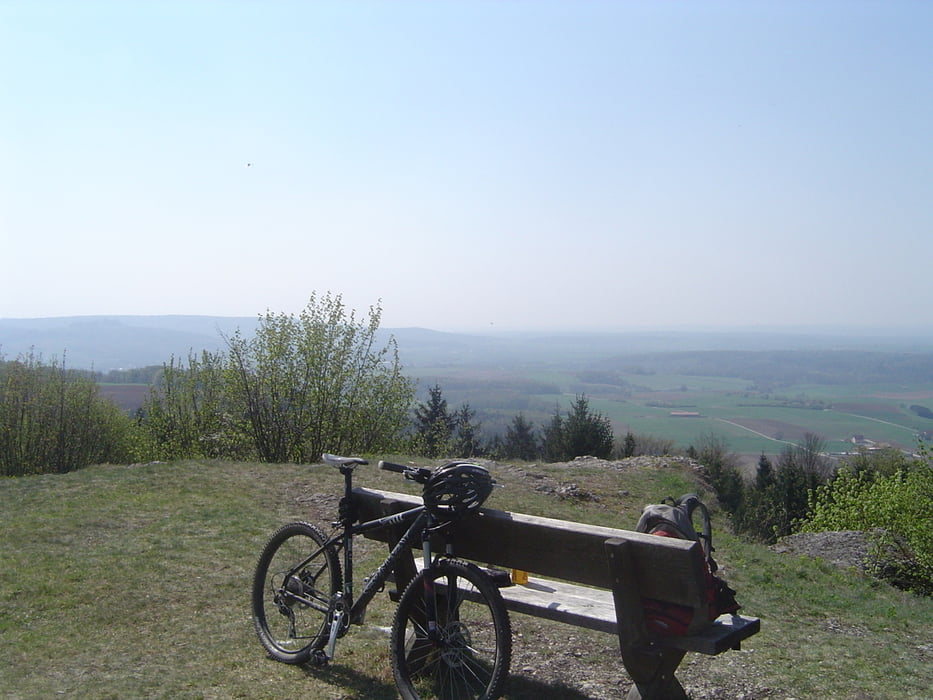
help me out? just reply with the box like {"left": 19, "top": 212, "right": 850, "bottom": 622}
{"left": 378, "top": 460, "right": 432, "bottom": 484}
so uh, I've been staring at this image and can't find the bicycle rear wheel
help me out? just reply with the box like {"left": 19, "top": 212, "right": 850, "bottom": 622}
{"left": 391, "top": 558, "right": 511, "bottom": 700}
{"left": 251, "top": 521, "right": 342, "bottom": 664}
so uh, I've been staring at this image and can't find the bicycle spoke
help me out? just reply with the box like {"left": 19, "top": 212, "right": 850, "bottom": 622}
{"left": 251, "top": 523, "right": 342, "bottom": 664}
{"left": 392, "top": 560, "right": 510, "bottom": 700}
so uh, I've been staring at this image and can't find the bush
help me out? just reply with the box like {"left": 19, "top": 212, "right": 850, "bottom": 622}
{"left": 140, "top": 294, "right": 414, "bottom": 463}
{"left": 798, "top": 464, "right": 933, "bottom": 594}
{"left": 0, "top": 353, "right": 140, "bottom": 475}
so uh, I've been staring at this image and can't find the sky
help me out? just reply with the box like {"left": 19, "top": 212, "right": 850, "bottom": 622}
{"left": 1, "top": 1, "right": 931, "bottom": 333}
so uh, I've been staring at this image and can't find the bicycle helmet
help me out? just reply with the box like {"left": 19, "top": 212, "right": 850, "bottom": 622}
{"left": 422, "top": 462, "right": 494, "bottom": 519}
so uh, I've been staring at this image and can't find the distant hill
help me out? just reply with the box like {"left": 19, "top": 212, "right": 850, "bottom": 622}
{"left": 3, "top": 315, "right": 933, "bottom": 373}
{"left": 0, "top": 316, "right": 258, "bottom": 370}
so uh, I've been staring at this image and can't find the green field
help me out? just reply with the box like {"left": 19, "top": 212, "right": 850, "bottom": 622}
{"left": 413, "top": 364, "right": 933, "bottom": 462}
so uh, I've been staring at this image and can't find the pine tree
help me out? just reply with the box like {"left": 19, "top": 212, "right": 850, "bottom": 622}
{"left": 452, "top": 403, "right": 481, "bottom": 457}
{"left": 756, "top": 453, "right": 775, "bottom": 490}
{"left": 540, "top": 410, "right": 565, "bottom": 462}
{"left": 539, "top": 395, "right": 614, "bottom": 462}
{"left": 413, "top": 384, "right": 455, "bottom": 457}
{"left": 504, "top": 413, "right": 538, "bottom": 461}
{"left": 562, "top": 395, "right": 613, "bottom": 459}
{"left": 622, "top": 431, "right": 637, "bottom": 458}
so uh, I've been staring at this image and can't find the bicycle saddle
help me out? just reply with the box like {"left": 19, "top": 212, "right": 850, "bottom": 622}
{"left": 322, "top": 453, "right": 369, "bottom": 468}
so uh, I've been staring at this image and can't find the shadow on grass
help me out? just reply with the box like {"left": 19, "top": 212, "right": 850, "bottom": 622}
{"left": 506, "top": 673, "right": 608, "bottom": 699}
{"left": 299, "top": 663, "right": 399, "bottom": 699}
{"left": 299, "top": 663, "right": 609, "bottom": 699}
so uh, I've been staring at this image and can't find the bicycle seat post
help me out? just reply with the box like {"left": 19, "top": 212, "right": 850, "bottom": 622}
{"left": 336, "top": 465, "right": 357, "bottom": 529}
{"left": 339, "top": 465, "right": 354, "bottom": 497}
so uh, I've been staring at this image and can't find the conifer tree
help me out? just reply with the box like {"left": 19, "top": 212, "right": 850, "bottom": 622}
{"left": 413, "top": 384, "right": 455, "bottom": 457}
{"left": 504, "top": 413, "right": 538, "bottom": 461}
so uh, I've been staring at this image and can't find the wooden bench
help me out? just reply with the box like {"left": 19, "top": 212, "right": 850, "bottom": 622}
{"left": 354, "top": 487, "right": 760, "bottom": 700}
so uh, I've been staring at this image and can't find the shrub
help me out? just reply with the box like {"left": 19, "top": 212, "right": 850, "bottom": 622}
{"left": 798, "top": 464, "right": 933, "bottom": 594}
{"left": 0, "top": 353, "right": 140, "bottom": 475}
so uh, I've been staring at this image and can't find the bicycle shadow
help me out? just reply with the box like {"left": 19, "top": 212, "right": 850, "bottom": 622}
{"left": 299, "top": 663, "right": 399, "bottom": 699}
{"left": 506, "top": 673, "right": 607, "bottom": 699}
{"left": 299, "top": 662, "right": 609, "bottom": 699}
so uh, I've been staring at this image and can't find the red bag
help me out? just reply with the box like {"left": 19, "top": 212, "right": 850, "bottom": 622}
{"left": 636, "top": 495, "right": 740, "bottom": 636}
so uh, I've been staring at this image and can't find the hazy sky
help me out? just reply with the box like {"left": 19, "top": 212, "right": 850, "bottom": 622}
{"left": 2, "top": 1, "right": 930, "bottom": 332}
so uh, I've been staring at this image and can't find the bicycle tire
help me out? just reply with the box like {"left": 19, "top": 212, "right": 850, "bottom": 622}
{"left": 251, "top": 521, "right": 342, "bottom": 664}
{"left": 391, "top": 558, "right": 511, "bottom": 700}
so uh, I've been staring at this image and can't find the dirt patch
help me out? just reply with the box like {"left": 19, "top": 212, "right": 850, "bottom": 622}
{"left": 873, "top": 391, "right": 933, "bottom": 400}
{"left": 771, "top": 531, "right": 873, "bottom": 571}
{"left": 99, "top": 383, "right": 149, "bottom": 411}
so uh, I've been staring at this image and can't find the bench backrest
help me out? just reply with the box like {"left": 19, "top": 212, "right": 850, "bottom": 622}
{"left": 353, "top": 487, "right": 708, "bottom": 610}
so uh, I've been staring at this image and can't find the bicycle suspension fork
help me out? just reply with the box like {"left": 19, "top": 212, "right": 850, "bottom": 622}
{"left": 421, "top": 522, "right": 456, "bottom": 644}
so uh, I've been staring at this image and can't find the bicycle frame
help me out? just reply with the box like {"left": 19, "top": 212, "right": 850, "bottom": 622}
{"left": 283, "top": 464, "right": 443, "bottom": 662}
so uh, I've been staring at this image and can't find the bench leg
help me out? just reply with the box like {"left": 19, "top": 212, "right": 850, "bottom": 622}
{"left": 606, "top": 539, "right": 690, "bottom": 699}
{"left": 621, "top": 646, "right": 688, "bottom": 700}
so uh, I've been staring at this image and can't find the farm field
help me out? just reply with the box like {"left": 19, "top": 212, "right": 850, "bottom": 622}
{"left": 413, "top": 364, "right": 933, "bottom": 463}
{"left": 84, "top": 329, "right": 933, "bottom": 467}
{"left": 98, "top": 383, "right": 150, "bottom": 411}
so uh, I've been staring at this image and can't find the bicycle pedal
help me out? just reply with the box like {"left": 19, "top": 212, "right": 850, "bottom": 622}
{"left": 484, "top": 567, "right": 513, "bottom": 588}
{"left": 309, "top": 649, "right": 329, "bottom": 667}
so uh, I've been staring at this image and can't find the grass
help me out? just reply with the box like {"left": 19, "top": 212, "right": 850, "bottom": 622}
{"left": 1, "top": 458, "right": 931, "bottom": 699}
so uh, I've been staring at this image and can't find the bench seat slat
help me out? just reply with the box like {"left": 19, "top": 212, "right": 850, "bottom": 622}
{"left": 501, "top": 578, "right": 619, "bottom": 634}
{"left": 422, "top": 561, "right": 760, "bottom": 655}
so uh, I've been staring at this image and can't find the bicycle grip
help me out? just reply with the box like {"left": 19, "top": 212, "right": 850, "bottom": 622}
{"left": 378, "top": 460, "right": 407, "bottom": 473}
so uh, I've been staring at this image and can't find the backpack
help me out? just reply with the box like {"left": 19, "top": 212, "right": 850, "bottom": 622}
{"left": 635, "top": 493, "right": 740, "bottom": 636}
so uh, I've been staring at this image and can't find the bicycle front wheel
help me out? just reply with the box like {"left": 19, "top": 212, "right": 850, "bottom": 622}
{"left": 391, "top": 558, "right": 511, "bottom": 700}
{"left": 251, "top": 521, "right": 342, "bottom": 664}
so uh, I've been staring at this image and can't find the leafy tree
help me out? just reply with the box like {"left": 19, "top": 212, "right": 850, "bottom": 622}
{"left": 847, "top": 447, "right": 915, "bottom": 477}
{"left": 141, "top": 294, "right": 413, "bottom": 463}
{"left": 503, "top": 413, "right": 538, "bottom": 461}
{"left": 223, "top": 294, "right": 412, "bottom": 462}
{"left": 413, "top": 384, "right": 455, "bottom": 457}
{"left": 734, "top": 439, "right": 831, "bottom": 542}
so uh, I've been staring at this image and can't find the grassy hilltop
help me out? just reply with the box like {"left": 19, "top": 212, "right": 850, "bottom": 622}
{"left": 1, "top": 458, "right": 931, "bottom": 699}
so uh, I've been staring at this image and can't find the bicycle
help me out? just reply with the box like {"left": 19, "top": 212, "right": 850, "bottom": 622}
{"left": 251, "top": 453, "right": 512, "bottom": 700}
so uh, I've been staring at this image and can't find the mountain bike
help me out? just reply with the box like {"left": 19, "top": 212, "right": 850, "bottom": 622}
{"left": 251, "top": 453, "right": 512, "bottom": 700}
